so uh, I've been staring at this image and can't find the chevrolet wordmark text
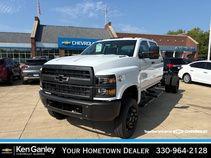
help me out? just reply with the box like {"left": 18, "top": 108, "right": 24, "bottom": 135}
{"left": 39, "top": 38, "right": 179, "bottom": 138}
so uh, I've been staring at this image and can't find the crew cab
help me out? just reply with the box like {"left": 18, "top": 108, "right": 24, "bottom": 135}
{"left": 39, "top": 38, "right": 179, "bottom": 138}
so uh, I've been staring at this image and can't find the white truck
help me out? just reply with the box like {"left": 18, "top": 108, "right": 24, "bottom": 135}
{"left": 39, "top": 38, "right": 179, "bottom": 138}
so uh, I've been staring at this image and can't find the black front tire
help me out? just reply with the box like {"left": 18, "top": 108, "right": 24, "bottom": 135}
{"left": 114, "top": 98, "right": 138, "bottom": 138}
{"left": 48, "top": 110, "right": 66, "bottom": 120}
{"left": 171, "top": 80, "right": 179, "bottom": 93}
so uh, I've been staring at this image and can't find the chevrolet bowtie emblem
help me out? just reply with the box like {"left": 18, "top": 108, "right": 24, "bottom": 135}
{"left": 1, "top": 148, "right": 13, "bottom": 154}
{"left": 62, "top": 41, "right": 71, "bottom": 45}
{"left": 55, "top": 75, "right": 69, "bottom": 83}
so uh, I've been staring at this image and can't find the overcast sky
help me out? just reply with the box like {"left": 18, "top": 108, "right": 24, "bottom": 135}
{"left": 0, "top": 0, "right": 210, "bottom": 34}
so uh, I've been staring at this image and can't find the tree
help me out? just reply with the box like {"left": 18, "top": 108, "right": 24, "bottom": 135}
{"left": 167, "top": 29, "right": 186, "bottom": 35}
{"left": 167, "top": 28, "right": 209, "bottom": 58}
{"left": 187, "top": 28, "right": 209, "bottom": 58}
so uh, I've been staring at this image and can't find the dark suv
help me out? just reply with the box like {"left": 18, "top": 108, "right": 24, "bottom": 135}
{"left": 164, "top": 58, "right": 190, "bottom": 74}
{"left": 21, "top": 58, "right": 48, "bottom": 83}
{"left": 0, "top": 58, "right": 22, "bottom": 84}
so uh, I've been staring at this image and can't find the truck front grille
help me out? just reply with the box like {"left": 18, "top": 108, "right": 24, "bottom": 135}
{"left": 42, "top": 68, "right": 91, "bottom": 79}
{"left": 41, "top": 65, "right": 95, "bottom": 100}
{"left": 42, "top": 81, "right": 92, "bottom": 99}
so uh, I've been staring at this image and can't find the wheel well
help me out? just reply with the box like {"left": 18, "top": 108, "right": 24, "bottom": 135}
{"left": 182, "top": 73, "right": 191, "bottom": 79}
{"left": 122, "top": 85, "right": 138, "bottom": 102}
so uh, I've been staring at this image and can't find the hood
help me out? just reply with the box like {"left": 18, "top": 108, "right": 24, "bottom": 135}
{"left": 45, "top": 55, "right": 136, "bottom": 73}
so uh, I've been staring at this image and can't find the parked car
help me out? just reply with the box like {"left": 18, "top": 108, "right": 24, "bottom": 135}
{"left": 183, "top": 58, "right": 193, "bottom": 64}
{"left": 178, "top": 60, "right": 211, "bottom": 85}
{"left": 21, "top": 58, "right": 48, "bottom": 83}
{"left": 0, "top": 58, "right": 22, "bottom": 84}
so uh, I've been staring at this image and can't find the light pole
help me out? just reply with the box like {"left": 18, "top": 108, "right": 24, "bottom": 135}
{"left": 36, "top": 0, "right": 41, "bottom": 17}
{"left": 208, "top": 19, "right": 211, "bottom": 61}
{"left": 104, "top": 5, "right": 108, "bottom": 25}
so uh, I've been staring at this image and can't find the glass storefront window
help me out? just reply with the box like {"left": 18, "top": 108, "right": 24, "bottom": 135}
{"left": 36, "top": 48, "right": 59, "bottom": 59}
{"left": 0, "top": 47, "right": 84, "bottom": 63}
{"left": 0, "top": 47, "right": 31, "bottom": 63}
{"left": 65, "top": 50, "right": 82, "bottom": 56}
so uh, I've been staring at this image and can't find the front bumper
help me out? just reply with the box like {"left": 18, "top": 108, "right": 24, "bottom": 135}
{"left": 23, "top": 76, "right": 40, "bottom": 81}
{"left": 39, "top": 90, "right": 121, "bottom": 121}
{"left": 22, "top": 71, "right": 40, "bottom": 81}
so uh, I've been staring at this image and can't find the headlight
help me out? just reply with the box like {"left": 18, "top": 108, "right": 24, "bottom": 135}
{"left": 40, "top": 68, "right": 42, "bottom": 88}
{"left": 40, "top": 79, "right": 43, "bottom": 88}
{"left": 95, "top": 75, "right": 116, "bottom": 98}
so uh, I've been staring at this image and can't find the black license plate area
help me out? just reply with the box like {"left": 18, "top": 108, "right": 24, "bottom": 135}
{"left": 48, "top": 101, "right": 82, "bottom": 114}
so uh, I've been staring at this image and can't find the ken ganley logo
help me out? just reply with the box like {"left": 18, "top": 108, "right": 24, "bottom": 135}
{"left": 14, "top": 146, "right": 56, "bottom": 156}
{"left": 1, "top": 148, "right": 13, "bottom": 154}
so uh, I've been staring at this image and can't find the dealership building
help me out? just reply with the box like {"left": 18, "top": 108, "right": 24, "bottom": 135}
{"left": 0, "top": 16, "right": 198, "bottom": 63}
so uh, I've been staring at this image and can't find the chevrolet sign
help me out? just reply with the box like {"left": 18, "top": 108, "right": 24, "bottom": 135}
{"left": 58, "top": 37, "right": 99, "bottom": 50}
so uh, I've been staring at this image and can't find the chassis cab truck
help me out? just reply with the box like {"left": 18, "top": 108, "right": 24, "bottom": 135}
{"left": 39, "top": 38, "right": 179, "bottom": 138}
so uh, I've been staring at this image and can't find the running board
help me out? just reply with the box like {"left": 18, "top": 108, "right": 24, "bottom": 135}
{"left": 145, "top": 89, "right": 158, "bottom": 98}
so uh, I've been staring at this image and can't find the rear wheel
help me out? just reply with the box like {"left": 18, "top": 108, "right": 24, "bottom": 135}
{"left": 48, "top": 110, "right": 66, "bottom": 120}
{"left": 171, "top": 80, "right": 179, "bottom": 93}
{"left": 22, "top": 79, "right": 28, "bottom": 84}
{"left": 18, "top": 74, "right": 22, "bottom": 80}
{"left": 7, "top": 74, "right": 14, "bottom": 85}
{"left": 114, "top": 98, "right": 138, "bottom": 138}
{"left": 183, "top": 74, "right": 191, "bottom": 83}
{"left": 165, "top": 75, "right": 179, "bottom": 93}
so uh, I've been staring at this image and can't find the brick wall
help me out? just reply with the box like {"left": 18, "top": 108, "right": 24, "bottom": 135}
{"left": 117, "top": 33, "right": 196, "bottom": 47}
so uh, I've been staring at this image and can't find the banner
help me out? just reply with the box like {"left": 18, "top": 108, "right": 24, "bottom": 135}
{"left": 0, "top": 143, "right": 210, "bottom": 157}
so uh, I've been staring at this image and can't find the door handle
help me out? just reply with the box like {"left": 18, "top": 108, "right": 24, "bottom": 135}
{"left": 151, "top": 61, "right": 155, "bottom": 64}
{"left": 190, "top": 70, "right": 194, "bottom": 72}
{"left": 203, "top": 72, "right": 208, "bottom": 74}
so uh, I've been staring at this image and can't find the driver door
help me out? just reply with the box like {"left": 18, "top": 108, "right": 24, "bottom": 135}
{"left": 138, "top": 40, "right": 152, "bottom": 90}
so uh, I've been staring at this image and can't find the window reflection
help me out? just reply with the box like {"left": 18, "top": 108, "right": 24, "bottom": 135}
{"left": 0, "top": 48, "right": 31, "bottom": 63}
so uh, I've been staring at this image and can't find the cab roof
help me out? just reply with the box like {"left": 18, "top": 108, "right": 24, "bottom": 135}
{"left": 100, "top": 38, "right": 157, "bottom": 43}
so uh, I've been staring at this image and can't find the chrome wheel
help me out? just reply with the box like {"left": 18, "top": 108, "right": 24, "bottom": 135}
{"left": 183, "top": 74, "right": 191, "bottom": 83}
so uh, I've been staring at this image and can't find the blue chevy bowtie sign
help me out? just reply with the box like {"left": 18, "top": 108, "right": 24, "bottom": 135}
{"left": 58, "top": 37, "right": 99, "bottom": 50}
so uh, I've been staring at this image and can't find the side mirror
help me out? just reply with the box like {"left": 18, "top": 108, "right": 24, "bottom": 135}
{"left": 149, "top": 46, "right": 160, "bottom": 59}
{"left": 138, "top": 46, "right": 149, "bottom": 59}
{"left": 138, "top": 47, "right": 143, "bottom": 58}
{"left": 138, "top": 52, "right": 143, "bottom": 58}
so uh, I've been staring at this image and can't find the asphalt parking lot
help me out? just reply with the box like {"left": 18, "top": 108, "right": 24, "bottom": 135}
{"left": 0, "top": 81, "right": 210, "bottom": 139}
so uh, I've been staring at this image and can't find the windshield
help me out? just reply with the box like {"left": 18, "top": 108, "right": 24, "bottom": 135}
{"left": 81, "top": 40, "right": 136, "bottom": 57}
{"left": 169, "top": 59, "right": 186, "bottom": 65}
